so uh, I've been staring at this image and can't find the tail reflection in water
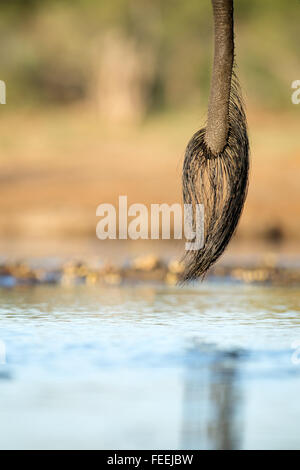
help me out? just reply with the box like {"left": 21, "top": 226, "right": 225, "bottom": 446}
{"left": 181, "top": 346, "right": 244, "bottom": 450}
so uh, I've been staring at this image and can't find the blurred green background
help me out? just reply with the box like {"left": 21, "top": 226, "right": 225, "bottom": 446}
{"left": 1, "top": 0, "right": 299, "bottom": 111}
{"left": 0, "top": 0, "right": 299, "bottom": 257}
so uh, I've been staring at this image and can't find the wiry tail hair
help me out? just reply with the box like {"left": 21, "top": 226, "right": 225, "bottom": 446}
{"left": 181, "top": 72, "right": 249, "bottom": 282}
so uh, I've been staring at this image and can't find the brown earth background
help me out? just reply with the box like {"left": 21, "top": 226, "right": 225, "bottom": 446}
{"left": 0, "top": 1, "right": 299, "bottom": 261}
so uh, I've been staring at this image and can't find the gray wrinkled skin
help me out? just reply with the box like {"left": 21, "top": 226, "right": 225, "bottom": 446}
{"left": 181, "top": 0, "right": 249, "bottom": 282}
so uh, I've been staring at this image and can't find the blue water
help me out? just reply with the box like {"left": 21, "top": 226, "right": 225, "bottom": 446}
{"left": 0, "top": 283, "right": 300, "bottom": 449}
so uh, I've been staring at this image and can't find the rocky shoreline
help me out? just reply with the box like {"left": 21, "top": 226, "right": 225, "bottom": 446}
{"left": 1, "top": 254, "right": 300, "bottom": 287}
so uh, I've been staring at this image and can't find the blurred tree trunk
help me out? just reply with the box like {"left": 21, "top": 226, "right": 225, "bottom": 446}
{"left": 93, "top": 31, "right": 154, "bottom": 124}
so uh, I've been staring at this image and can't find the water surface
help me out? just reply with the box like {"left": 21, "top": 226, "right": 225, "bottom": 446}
{"left": 0, "top": 283, "right": 300, "bottom": 449}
